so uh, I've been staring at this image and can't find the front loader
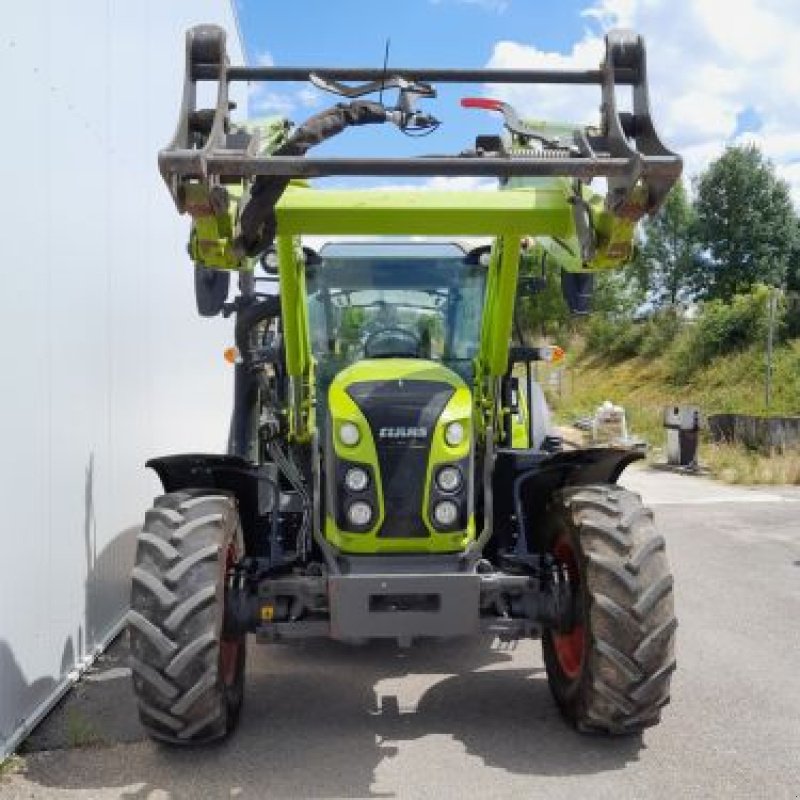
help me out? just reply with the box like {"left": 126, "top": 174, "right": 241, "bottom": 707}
{"left": 127, "top": 24, "right": 681, "bottom": 743}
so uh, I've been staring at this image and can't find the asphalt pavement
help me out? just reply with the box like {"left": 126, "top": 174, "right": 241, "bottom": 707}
{"left": 2, "top": 466, "right": 799, "bottom": 799}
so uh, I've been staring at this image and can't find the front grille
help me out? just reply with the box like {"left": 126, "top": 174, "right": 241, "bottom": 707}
{"left": 347, "top": 380, "right": 454, "bottom": 537}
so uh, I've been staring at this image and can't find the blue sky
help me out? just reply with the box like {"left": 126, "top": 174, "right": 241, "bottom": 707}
{"left": 233, "top": 0, "right": 800, "bottom": 201}
{"left": 233, "top": 0, "right": 602, "bottom": 170}
{"left": 235, "top": 1, "right": 590, "bottom": 65}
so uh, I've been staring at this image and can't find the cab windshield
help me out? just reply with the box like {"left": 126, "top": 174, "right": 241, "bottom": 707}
{"left": 306, "top": 242, "right": 487, "bottom": 383}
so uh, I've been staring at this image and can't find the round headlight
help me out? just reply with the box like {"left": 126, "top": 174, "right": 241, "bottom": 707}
{"left": 433, "top": 500, "right": 459, "bottom": 528}
{"left": 436, "top": 466, "right": 462, "bottom": 493}
{"left": 444, "top": 421, "right": 465, "bottom": 447}
{"left": 346, "top": 501, "right": 373, "bottom": 528}
{"left": 339, "top": 421, "right": 361, "bottom": 447}
{"left": 344, "top": 467, "right": 370, "bottom": 493}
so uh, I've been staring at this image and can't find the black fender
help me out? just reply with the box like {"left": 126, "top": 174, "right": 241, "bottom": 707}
{"left": 491, "top": 447, "right": 644, "bottom": 553}
{"left": 146, "top": 454, "right": 275, "bottom": 557}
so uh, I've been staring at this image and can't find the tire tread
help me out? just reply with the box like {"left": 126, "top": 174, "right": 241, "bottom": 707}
{"left": 128, "top": 491, "right": 244, "bottom": 745}
{"left": 543, "top": 484, "right": 677, "bottom": 734}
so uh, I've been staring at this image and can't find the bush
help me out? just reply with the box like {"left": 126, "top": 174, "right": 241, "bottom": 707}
{"left": 609, "top": 322, "right": 646, "bottom": 360}
{"left": 670, "top": 286, "right": 774, "bottom": 381}
{"left": 583, "top": 317, "right": 643, "bottom": 361}
{"left": 638, "top": 309, "right": 684, "bottom": 358}
{"left": 582, "top": 307, "right": 684, "bottom": 362}
{"left": 580, "top": 286, "right": 791, "bottom": 375}
{"left": 583, "top": 315, "right": 619, "bottom": 354}
{"left": 783, "top": 293, "right": 800, "bottom": 339}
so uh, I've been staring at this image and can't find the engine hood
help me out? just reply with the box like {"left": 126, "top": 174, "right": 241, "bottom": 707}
{"left": 331, "top": 358, "right": 467, "bottom": 390}
{"left": 325, "top": 358, "right": 475, "bottom": 554}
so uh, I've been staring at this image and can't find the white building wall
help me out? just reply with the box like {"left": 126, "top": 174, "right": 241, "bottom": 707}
{"left": 1, "top": 1, "right": 245, "bottom": 757}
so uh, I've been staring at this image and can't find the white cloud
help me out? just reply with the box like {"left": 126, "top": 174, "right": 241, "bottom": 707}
{"left": 250, "top": 89, "right": 295, "bottom": 116}
{"left": 255, "top": 50, "right": 274, "bottom": 67}
{"left": 297, "top": 86, "right": 322, "bottom": 108}
{"left": 485, "top": 37, "right": 605, "bottom": 127}
{"left": 485, "top": 0, "right": 800, "bottom": 204}
{"left": 247, "top": 53, "right": 324, "bottom": 118}
{"left": 248, "top": 86, "right": 324, "bottom": 117}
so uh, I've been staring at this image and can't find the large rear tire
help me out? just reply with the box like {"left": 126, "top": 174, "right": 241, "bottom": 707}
{"left": 542, "top": 484, "right": 677, "bottom": 734}
{"left": 127, "top": 491, "right": 246, "bottom": 744}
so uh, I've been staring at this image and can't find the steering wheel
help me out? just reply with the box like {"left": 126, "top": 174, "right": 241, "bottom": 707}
{"left": 363, "top": 327, "right": 422, "bottom": 358}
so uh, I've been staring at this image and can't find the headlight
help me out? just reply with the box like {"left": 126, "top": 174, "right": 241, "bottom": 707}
{"left": 444, "top": 421, "right": 465, "bottom": 447}
{"left": 346, "top": 501, "right": 373, "bottom": 528}
{"left": 339, "top": 421, "right": 361, "bottom": 447}
{"left": 344, "top": 467, "right": 369, "bottom": 492}
{"left": 436, "top": 466, "right": 462, "bottom": 493}
{"left": 433, "top": 500, "right": 459, "bottom": 528}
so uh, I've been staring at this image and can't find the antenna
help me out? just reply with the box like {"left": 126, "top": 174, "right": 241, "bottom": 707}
{"left": 379, "top": 38, "right": 391, "bottom": 106}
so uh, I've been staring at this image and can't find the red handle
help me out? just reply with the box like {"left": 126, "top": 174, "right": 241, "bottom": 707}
{"left": 460, "top": 97, "right": 504, "bottom": 111}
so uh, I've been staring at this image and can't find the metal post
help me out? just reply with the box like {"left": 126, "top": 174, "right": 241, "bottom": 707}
{"left": 766, "top": 288, "right": 776, "bottom": 412}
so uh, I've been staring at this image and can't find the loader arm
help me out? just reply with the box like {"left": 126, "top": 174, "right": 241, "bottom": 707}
{"left": 159, "top": 24, "right": 680, "bottom": 272}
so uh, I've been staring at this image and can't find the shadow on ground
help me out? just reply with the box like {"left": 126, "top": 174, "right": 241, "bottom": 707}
{"left": 20, "top": 635, "right": 644, "bottom": 798}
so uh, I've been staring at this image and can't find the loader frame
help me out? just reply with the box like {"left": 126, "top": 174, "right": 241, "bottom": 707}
{"left": 160, "top": 25, "right": 681, "bottom": 219}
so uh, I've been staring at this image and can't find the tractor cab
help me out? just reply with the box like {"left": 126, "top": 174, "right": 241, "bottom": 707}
{"left": 306, "top": 241, "right": 487, "bottom": 554}
{"left": 307, "top": 241, "right": 486, "bottom": 383}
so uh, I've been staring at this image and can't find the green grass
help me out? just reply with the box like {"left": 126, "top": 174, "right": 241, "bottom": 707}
{"left": 0, "top": 755, "right": 24, "bottom": 781}
{"left": 550, "top": 338, "right": 800, "bottom": 484}
{"left": 64, "top": 709, "right": 104, "bottom": 748}
{"left": 703, "top": 442, "right": 800, "bottom": 484}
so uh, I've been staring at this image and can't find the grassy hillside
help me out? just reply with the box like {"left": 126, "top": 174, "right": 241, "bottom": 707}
{"left": 548, "top": 338, "right": 800, "bottom": 484}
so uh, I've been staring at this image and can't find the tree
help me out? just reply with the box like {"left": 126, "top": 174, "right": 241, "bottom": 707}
{"left": 514, "top": 254, "right": 571, "bottom": 341}
{"left": 788, "top": 219, "right": 800, "bottom": 293}
{"left": 693, "top": 145, "right": 798, "bottom": 301}
{"left": 590, "top": 266, "right": 646, "bottom": 319}
{"left": 631, "top": 180, "right": 697, "bottom": 307}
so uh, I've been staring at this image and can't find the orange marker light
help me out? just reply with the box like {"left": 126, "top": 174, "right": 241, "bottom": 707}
{"left": 540, "top": 345, "right": 566, "bottom": 363}
{"left": 223, "top": 346, "right": 240, "bottom": 364}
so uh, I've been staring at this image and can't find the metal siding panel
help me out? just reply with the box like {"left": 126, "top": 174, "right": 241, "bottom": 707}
{"left": 0, "top": 0, "right": 245, "bottom": 758}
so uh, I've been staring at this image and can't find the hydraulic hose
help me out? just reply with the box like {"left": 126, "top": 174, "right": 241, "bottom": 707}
{"left": 266, "top": 441, "right": 310, "bottom": 559}
{"left": 462, "top": 425, "right": 496, "bottom": 567}
{"left": 236, "top": 101, "right": 389, "bottom": 257}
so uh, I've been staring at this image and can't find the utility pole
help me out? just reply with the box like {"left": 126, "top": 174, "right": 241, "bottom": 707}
{"left": 765, "top": 287, "right": 776, "bottom": 412}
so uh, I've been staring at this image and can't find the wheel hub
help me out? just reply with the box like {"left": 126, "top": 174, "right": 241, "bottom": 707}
{"left": 221, "top": 544, "right": 243, "bottom": 686}
{"left": 552, "top": 536, "right": 585, "bottom": 680}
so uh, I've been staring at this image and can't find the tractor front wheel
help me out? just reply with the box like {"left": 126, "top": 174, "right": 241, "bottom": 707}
{"left": 127, "top": 490, "right": 246, "bottom": 744}
{"left": 542, "top": 484, "right": 677, "bottom": 734}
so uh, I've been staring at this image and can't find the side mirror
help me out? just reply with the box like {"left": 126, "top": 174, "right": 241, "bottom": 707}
{"left": 259, "top": 248, "right": 279, "bottom": 275}
{"left": 302, "top": 246, "right": 321, "bottom": 266}
{"left": 260, "top": 245, "right": 321, "bottom": 275}
{"left": 561, "top": 270, "right": 594, "bottom": 315}
{"left": 194, "top": 265, "right": 230, "bottom": 317}
{"left": 464, "top": 244, "right": 492, "bottom": 265}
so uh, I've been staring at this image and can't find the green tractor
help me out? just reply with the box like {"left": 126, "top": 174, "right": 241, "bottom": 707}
{"left": 127, "top": 24, "right": 681, "bottom": 743}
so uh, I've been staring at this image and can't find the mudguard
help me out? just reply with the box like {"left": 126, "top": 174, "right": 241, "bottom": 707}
{"left": 492, "top": 446, "right": 644, "bottom": 553}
